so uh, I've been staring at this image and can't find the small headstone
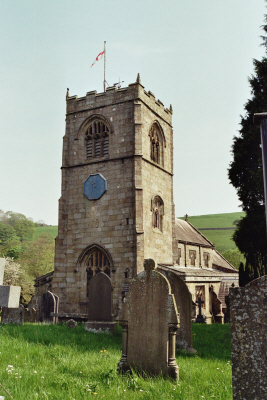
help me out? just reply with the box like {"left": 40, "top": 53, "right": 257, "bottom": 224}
{"left": 39, "top": 291, "right": 59, "bottom": 324}
{"left": 85, "top": 272, "right": 117, "bottom": 333}
{"left": 195, "top": 297, "right": 205, "bottom": 323}
{"left": 66, "top": 319, "right": 77, "bottom": 329}
{"left": 1, "top": 304, "right": 24, "bottom": 325}
{"left": 117, "top": 259, "right": 180, "bottom": 380}
{"left": 24, "top": 308, "right": 39, "bottom": 323}
{"left": 230, "top": 275, "right": 267, "bottom": 400}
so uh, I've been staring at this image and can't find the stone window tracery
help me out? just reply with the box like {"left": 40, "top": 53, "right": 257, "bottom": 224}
{"left": 151, "top": 195, "right": 164, "bottom": 232}
{"left": 85, "top": 119, "right": 110, "bottom": 159}
{"left": 149, "top": 122, "right": 164, "bottom": 166}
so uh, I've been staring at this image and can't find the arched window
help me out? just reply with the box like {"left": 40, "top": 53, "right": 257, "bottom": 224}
{"left": 85, "top": 119, "right": 110, "bottom": 159}
{"left": 151, "top": 195, "right": 164, "bottom": 232}
{"left": 84, "top": 248, "right": 111, "bottom": 297}
{"left": 149, "top": 122, "right": 164, "bottom": 166}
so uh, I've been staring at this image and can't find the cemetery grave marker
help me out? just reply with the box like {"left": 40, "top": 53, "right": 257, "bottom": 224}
{"left": 117, "top": 259, "right": 180, "bottom": 380}
{"left": 85, "top": 272, "right": 117, "bottom": 333}
{"left": 230, "top": 276, "right": 267, "bottom": 400}
{"left": 195, "top": 297, "right": 205, "bottom": 323}
{"left": 39, "top": 291, "right": 59, "bottom": 324}
{"left": 0, "top": 258, "right": 21, "bottom": 310}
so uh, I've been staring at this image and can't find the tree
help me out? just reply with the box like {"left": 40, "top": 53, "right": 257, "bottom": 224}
{"left": 5, "top": 211, "right": 35, "bottom": 242}
{"left": 228, "top": 11, "right": 267, "bottom": 285}
{"left": 3, "top": 257, "right": 35, "bottom": 306}
{"left": 19, "top": 233, "right": 55, "bottom": 279}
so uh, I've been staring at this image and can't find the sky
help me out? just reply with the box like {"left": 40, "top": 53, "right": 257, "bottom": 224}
{"left": 0, "top": 0, "right": 266, "bottom": 225}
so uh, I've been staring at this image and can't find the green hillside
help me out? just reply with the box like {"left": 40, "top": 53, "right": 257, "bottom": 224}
{"left": 178, "top": 212, "right": 245, "bottom": 260}
{"left": 179, "top": 211, "right": 245, "bottom": 229}
{"left": 33, "top": 225, "right": 58, "bottom": 240}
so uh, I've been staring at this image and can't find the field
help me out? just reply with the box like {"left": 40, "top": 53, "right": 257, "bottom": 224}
{"left": 0, "top": 323, "right": 232, "bottom": 400}
{"left": 178, "top": 212, "right": 245, "bottom": 254}
{"left": 33, "top": 226, "right": 58, "bottom": 240}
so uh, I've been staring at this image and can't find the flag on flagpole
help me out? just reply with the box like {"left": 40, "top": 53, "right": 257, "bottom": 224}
{"left": 91, "top": 49, "right": 105, "bottom": 68}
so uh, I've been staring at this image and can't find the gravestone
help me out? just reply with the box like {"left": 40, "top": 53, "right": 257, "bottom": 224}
{"left": 24, "top": 307, "right": 39, "bottom": 323}
{"left": 117, "top": 259, "right": 180, "bottom": 380}
{"left": 0, "top": 258, "right": 21, "bottom": 310}
{"left": 39, "top": 291, "right": 59, "bottom": 324}
{"left": 158, "top": 267, "right": 192, "bottom": 349}
{"left": 195, "top": 297, "right": 205, "bottom": 323}
{"left": 1, "top": 304, "right": 24, "bottom": 324}
{"left": 84, "top": 272, "right": 117, "bottom": 333}
{"left": 230, "top": 276, "right": 267, "bottom": 400}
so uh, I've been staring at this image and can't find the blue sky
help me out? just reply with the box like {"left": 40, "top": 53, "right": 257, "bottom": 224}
{"left": 0, "top": 0, "right": 266, "bottom": 224}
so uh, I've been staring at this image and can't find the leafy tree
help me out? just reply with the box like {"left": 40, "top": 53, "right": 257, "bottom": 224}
{"left": 19, "top": 233, "right": 55, "bottom": 279}
{"left": 3, "top": 257, "right": 35, "bottom": 306}
{"left": 5, "top": 211, "right": 35, "bottom": 242}
{"left": 228, "top": 12, "right": 267, "bottom": 285}
{"left": 0, "top": 223, "right": 17, "bottom": 243}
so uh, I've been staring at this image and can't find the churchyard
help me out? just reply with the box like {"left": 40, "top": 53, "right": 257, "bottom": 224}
{"left": 0, "top": 323, "right": 232, "bottom": 400}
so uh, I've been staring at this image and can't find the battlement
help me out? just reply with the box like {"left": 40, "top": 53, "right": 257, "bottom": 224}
{"left": 66, "top": 74, "right": 172, "bottom": 124}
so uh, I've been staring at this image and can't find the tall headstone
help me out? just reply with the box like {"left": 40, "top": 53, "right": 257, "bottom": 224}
{"left": 230, "top": 276, "right": 267, "bottom": 400}
{"left": 117, "top": 259, "right": 180, "bottom": 380}
{"left": 84, "top": 272, "right": 117, "bottom": 333}
{"left": 39, "top": 291, "right": 59, "bottom": 324}
{"left": 158, "top": 267, "right": 192, "bottom": 349}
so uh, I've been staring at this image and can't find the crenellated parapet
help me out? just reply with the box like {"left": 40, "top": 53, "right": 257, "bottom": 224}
{"left": 66, "top": 74, "right": 173, "bottom": 125}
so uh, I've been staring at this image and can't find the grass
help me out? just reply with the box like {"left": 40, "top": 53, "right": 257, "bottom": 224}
{"left": 179, "top": 212, "right": 245, "bottom": 229}
{"left": 0, "top": 323, "right": 232, "bottom": 400}
{"left": 33, "top": 226, "right": 58, "bottom": 240}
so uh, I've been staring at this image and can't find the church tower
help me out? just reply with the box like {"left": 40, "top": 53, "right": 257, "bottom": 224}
{"left": 52, "top": 75, "right": 176, "bottom": 316}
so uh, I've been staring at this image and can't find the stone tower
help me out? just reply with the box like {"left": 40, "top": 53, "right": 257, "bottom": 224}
{"left": 52, "top": 75, "right": 176, "bottom": 316}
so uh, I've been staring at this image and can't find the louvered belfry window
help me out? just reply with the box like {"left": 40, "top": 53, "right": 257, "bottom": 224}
{"left": 85, "top": 120, "right": 110, "bottom": 159}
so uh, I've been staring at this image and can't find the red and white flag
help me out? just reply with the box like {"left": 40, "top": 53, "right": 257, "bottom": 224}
{"left": 91, "top": 49, "right": 105, "bottom": 68}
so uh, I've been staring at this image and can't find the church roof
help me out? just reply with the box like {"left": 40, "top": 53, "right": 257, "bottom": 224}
{"left": 212, "top": 249, "right": 237, "bottom": 272}
{"left": 175, "top": 218, "right": 213, "bottom": 247}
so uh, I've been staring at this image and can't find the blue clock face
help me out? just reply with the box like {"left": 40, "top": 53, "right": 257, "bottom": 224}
{"left": 83, "top": 174, "right": 107, "bottom": 200}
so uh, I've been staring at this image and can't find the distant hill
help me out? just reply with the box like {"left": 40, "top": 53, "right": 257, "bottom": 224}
{"left": 33, "top": 226, "right": 58, "bottom": 240}
{"left": 178, "top": 212, "right": 245, "bottom": 254}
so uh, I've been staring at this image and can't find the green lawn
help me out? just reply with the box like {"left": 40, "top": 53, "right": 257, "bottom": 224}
{"left": 0, "top": 323, "right": 232, "bottom": 400}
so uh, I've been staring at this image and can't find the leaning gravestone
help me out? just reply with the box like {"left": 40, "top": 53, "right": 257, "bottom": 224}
{"left": 117, "top": 259, "right": 180, "bottom": 380}
{"left": 0, "top": 258, "right": 21, "bottom": 310}
{"left": 39, "top": 291, "right": 59, "bottom": 324}
{"left": 158, "top": 267, "right": 192, "bottom": 349}
{"left": 84, "top": 272, "right": 117, "bottom": 333}
{"left": 230, "top": 276, "right": 267, "bottom": 400}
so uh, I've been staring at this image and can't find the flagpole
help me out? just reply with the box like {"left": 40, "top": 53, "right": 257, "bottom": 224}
{"left": 104, "top": 41, "right": 106, "bottom": 92}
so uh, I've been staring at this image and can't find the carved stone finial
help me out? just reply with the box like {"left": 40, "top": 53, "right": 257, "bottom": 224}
{"left": 136, "top": 73, "right": 141, "bottom": 84}
{"left": 185, "top": 214, "right": 188, "bottom": 222}
{"left": 144, "top": 258, "right": 156, "bottom": 272}
{"left": 66, "top": 88, "right": 69, "bottom": 99}
{"left": 170, "top": 104, "right": 173, "bottom": 114}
